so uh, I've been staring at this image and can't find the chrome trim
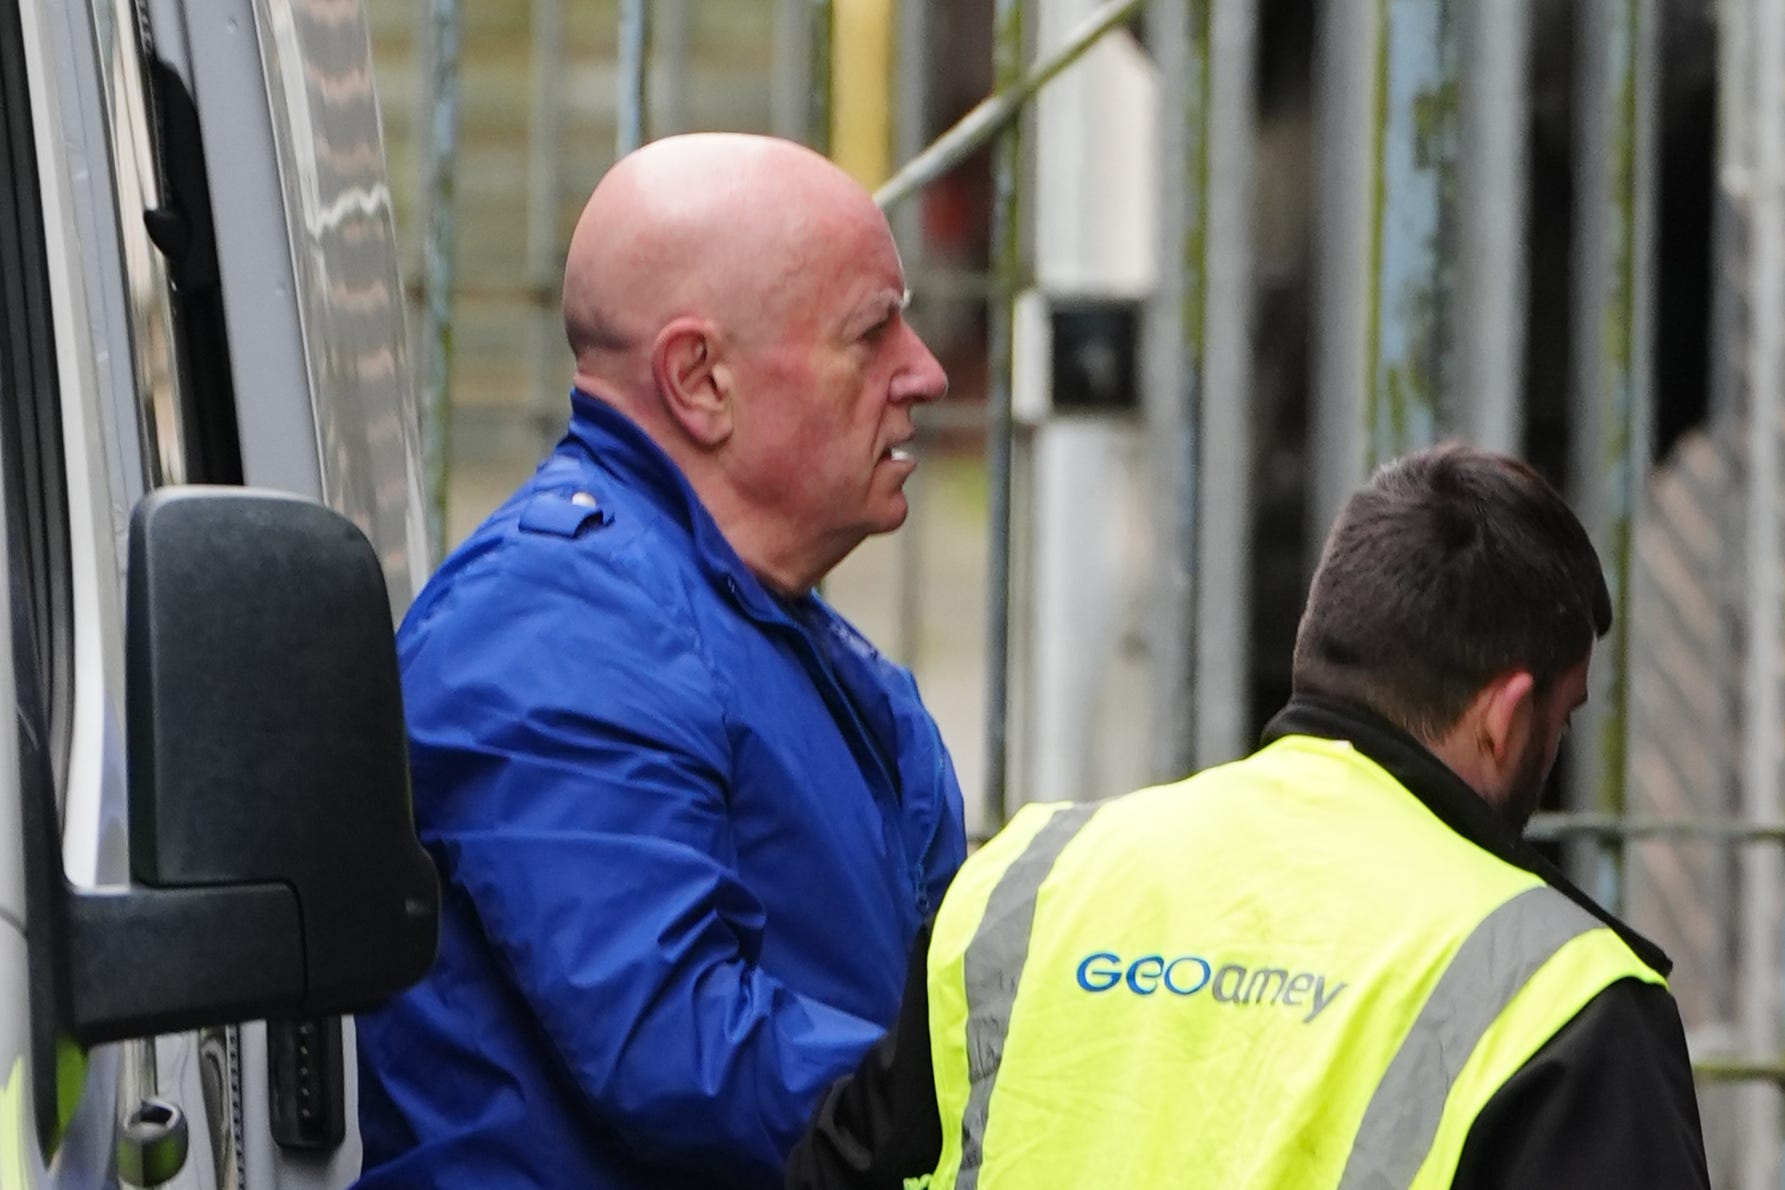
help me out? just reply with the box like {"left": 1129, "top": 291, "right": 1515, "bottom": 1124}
{"left": 253, "top": 0, "right": 429, "bottom": 607}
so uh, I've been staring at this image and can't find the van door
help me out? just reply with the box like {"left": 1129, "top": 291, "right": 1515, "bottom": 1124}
{"left": 5, "top": 0, "right": 143, "bottom": 1181}
{"left": 10, "top": 0, "right": 427, "bottom": 1184}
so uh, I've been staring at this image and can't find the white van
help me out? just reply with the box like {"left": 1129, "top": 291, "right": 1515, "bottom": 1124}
{"left": 2, "top": 0, "right": 438, "bottom": 1185}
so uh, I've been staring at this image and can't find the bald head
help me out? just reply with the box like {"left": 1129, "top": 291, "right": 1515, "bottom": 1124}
{"left": 563, "top": 133, "right": 880, "bottom": 392}
{"left": 559, "top": 133, "right": 943, "bottom": 594}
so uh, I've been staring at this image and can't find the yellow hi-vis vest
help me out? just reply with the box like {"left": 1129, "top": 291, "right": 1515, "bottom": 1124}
{"left": 924, "top": 734, "right": 1666, "bottom": 1189}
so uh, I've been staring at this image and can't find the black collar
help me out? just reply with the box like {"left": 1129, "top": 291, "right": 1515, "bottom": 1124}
{"left": 1262, "top": 694, "right": 1672, "bottom": 977}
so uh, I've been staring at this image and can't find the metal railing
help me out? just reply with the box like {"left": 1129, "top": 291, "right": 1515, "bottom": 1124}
{"left": 618, "top": 0, "right": 652, "bottom": 154}
{"left": 872, "top": 0, "right": 1148, "bottom": 211}
{"left": 420, "top": 0, "right": 460, "bottom": 563}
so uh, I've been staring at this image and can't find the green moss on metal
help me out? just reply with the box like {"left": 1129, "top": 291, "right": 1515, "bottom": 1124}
{"left": 1410, "top": 77, "right": 1459, "bottom": 169}
{"left": 807, "top": 0, "right": 834, "bottom": 156}
{"left": 1183, "top": 0, "right": 1211, "bottom": 369}
{"left": 1364, "top": 0, "right": 1390, "bottom": 468}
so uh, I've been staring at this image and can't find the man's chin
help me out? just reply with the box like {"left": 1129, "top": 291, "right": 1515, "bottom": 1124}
{"left": 863, "top": 483, "right": 912, "bottom": 532}
{"left": 872, "top": 499, "right": 910, "bottom": 534}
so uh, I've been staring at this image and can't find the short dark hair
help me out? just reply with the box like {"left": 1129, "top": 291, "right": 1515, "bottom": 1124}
{"left": 1291, "top": 443, "right": 1612, "bottom": 741}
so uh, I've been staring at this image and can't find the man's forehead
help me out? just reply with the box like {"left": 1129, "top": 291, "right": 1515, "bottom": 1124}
{"left": 823, "top": 229, "right": 901, "bottom": 298}
{"left": 780, "top": 208, "right": 904, "bottom": 327}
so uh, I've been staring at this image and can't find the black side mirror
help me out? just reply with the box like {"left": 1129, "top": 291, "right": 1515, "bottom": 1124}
{"left": 60, "top": 488, "right": 438, "bottom": 1044}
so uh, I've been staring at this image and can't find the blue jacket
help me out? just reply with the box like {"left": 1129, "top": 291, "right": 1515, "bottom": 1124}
{"left": 355, "top": 392, "right": 966, "bottom": 1188}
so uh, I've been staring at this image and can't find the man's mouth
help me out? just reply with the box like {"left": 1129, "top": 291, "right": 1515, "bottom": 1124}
{"left": 882, "top": 444, "right": 913, "bottom": 463}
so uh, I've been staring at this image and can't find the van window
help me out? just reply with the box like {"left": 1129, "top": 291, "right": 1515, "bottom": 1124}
{"left": 99, "top": 4, "right": 242, "bottom": 488}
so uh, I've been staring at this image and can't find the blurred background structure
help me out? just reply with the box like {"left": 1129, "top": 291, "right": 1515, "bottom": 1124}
{"left": 363, "top": 0, "right": 1774, "bottom": 1182}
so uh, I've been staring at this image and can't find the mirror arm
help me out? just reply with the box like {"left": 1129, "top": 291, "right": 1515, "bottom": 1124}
{"left": 62, "top": 883, "right": 304, "bottom": 1046}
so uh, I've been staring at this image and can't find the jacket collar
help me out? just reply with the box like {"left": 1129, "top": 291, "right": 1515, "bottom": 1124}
{"left": 1262, "top": 694, "right": 1672, "bottom": 976}
{"left": 565, "top": 388, "right": 801, "bottom": 626}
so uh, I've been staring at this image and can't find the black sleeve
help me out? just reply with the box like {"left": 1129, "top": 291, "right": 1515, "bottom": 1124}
{"left": 1452, "top": 977, "right": 1710, "bottom": 1190}
{"left": 785, "top": 920, "right": 943, "bottom": 1190}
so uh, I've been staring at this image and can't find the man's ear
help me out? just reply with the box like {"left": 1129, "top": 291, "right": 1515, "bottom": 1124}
{"left": 1478, "top": 669, "right": 1537, "bottom": 770}
{"left": 651, "top": 318, "right": 734, "bottom": 448}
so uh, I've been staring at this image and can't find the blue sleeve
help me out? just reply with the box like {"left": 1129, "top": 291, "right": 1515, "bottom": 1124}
{"left": 403, "top": 556, "right": 885, "bottom": 1184}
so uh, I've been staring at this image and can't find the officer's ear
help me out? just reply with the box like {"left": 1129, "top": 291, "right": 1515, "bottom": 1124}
{"left": 652, "top": 318, "right": 734, "bottom": 448}
{"left": 1477, "top": 669, "right": 1537, "bottom": 774}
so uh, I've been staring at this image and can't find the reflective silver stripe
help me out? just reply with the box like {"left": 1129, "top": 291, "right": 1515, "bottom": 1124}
{"left": 954, "top": 802, "right": 1102, "bottom": 1190}
{"left": 1336, "top": 885, "right": 1607, "bottom": 1190}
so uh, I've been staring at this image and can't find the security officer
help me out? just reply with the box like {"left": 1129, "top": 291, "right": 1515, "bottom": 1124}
{"left": 788, "top": 444, "right": 1710, "bottom": 1189}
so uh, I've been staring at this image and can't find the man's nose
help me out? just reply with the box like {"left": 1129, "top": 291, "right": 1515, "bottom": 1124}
{"left": 895, "top": 326, "right": 948, "bottom": 405}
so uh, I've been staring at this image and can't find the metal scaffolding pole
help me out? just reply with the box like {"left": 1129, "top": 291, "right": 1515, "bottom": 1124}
{"left": 1196, "top": 0, "right": 1257, "bottom": 766}
{"left": 618, "top": 0, "right": 651, "bottom": 156}
{"left": 893, "top": 0, "right": 929, "bottom": 221}
{"left": 1568, "top": 0, "right": 1655, "bottom": 916}
{"left": 655, "top": 0, "right": 689, "bottom": 135}
{"left": 1731, "top": 0, "right": 1785, "bottom": 1177}
{"left": 1313, "top": 0, "right": 1457, "bottom": 550}
{"left": 1367, "top": 0, "right": 1458, "bottom": 465}
{"left": 1145, "top": 0, "right": 1211, "bottom": 781}
{"left": 1311, "top": 0, "right": 1377, "bottom": 550}
{"left": 807, "top": 0, "right": 834, "bottom": 154}
{"left": 1457, "top": 0, "right": 1529, "bottom": 452}
{"left": 1529, "top": 814, "right": 1785, "bottom": 843}
{"left": 892, "top": 0, "right": 929, "bottom": 669}
{"left": 875, "top": 0, "right": 1149, "bottom": 211}
{"left": 772, "top": 0, "right": 810, "bottom": 141}
{"left": 527, "top": 0, "right": 564, "bottom": 447}
{"left": 421, "top": 0, "right": 461, "bottom": 561}
{"left": 983, "top": 0, "right": 1026, "bottom": 832}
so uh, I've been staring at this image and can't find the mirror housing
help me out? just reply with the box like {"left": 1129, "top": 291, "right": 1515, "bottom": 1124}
{"left": 61, "top": 488, "right": 438, "bottom": 1044}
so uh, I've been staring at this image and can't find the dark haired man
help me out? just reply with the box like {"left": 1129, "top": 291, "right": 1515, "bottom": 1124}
{"left": 788, "top": 444, "right": 1708, "bottom": 1189}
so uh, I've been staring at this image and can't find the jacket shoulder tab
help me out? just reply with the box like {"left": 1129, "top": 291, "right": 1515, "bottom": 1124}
{"left": 518, "top": 490, "right": 612, "bottom": 539}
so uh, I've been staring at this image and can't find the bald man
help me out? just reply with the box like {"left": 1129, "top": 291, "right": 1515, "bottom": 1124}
{"left": 354, "top": 135, "right": 967, "bottom": 1189}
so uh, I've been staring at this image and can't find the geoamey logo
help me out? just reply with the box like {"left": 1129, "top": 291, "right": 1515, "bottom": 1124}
{"left": 1074, "top": 950, "right": 1348, "bottom": 1024}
